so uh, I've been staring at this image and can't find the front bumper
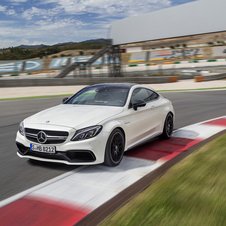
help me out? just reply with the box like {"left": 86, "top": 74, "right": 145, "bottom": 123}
{"left": 16, "top": 130, "right": 109, "bottom": 165}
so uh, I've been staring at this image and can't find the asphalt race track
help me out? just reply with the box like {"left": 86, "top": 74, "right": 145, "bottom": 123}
{"left": 0, "top": 90, "right": 226, "bottom": 201}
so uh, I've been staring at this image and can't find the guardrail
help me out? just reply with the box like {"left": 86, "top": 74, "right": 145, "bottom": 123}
{"left": 0, "top": 76, "right": 176, "bottom": 87}
{"left": 195, "top": 73, "right": 226, "bottom": 82}
{"left": 1, "top": 72, "right": 226, "bottom": 87}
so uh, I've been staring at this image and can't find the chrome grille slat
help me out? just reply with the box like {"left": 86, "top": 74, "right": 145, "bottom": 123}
{"left": 25, "top": 133, "right": 37, "bottom": 138}
{"left": 47, "top": 136, "right": 67, "bottom": 140}
{"left": 25, "top": 128, "right": 69, "bottom": 144}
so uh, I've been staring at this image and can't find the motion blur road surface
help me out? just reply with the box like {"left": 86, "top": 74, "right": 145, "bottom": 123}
{"left": 0, "top": 90, "right": 226, "bottom": 201}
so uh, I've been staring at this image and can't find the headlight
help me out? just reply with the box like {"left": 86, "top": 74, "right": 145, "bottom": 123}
{"left": 19, "top": 121, "right": 25, "bottom": 136}
{"left": 71, "top": 125, "right": 102, "bottom": 141}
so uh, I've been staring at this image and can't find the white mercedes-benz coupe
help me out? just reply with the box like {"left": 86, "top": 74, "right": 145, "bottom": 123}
{"left": 16, "top": 83, "right": 175, "bottom": 166}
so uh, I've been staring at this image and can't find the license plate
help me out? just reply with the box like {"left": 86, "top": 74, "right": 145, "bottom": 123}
{"left": 30, "top": 144, "right": 56, "bottom": 153}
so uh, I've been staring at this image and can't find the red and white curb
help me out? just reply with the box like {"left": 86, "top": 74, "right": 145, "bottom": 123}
{"left": 1, "top": 116, "right": 226, "bottom": 225}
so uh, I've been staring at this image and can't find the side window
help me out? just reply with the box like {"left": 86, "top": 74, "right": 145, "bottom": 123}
{"left": 131, "top": 88, "right": 159, "bottom": 105}
{"left": 146, "top": 89, "right": 159, "bottom": 101}
{"left": 131, "top": 88, "right": 149, "bottom": 103}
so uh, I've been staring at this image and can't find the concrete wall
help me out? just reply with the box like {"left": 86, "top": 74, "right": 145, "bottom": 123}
{"left": 111, "top": 0, "right": 226, "bottom": 45}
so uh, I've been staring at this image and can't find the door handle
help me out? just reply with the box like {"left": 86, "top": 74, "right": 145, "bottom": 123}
{"left": 151, "top": 106, "right": 155, "bottom": 109}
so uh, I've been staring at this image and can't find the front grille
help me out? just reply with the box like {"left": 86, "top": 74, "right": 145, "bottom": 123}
{"left": 25, "top": 128, "right": 69, "bottom": 144}
{"left": 16, "top": 142, "right": 96, "bottom": 163}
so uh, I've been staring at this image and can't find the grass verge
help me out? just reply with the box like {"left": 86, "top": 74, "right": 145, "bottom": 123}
{"left": 158, "top": 87, "right": 226, "bottom": 92}
{"left": 0, "top": 87, "right": 226, "bottom": 101}
{"left": 100, "top": 133, "right": 226, "bottom": 226}
{"left": 0, "top": 94, "right": 73, "bottom": 101}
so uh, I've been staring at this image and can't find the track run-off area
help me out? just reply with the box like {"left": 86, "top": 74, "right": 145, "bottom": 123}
{"left": 0, "top": 89, "right": 226, "bottom": 225}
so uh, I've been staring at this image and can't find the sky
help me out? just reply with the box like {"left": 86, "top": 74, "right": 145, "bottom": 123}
{"left": 0, "top": 0, "right": 197, "bottom": 48}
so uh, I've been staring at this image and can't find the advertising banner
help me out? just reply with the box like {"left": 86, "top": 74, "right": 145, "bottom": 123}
{"left": 149, "top": 48, "right": 204, "bottom": 61}
{"left": 50, "top": 58, "right": 69, "bottom": 69}
{"left": 129, "top": 48, "right": 204, "bottom": 62}
{"left": 0, "top": 62, "right": 22, "bottom": 73}
{"left": 50, "top": 56, "right": 109, "bottom": 69}
{"left": 130, "top": 52, "right": 146, "bottom": 62}
{"left": 73, "top": 56, "right": 107, "bottom": 66}
{"left": 25, "top": 60, "right": 42, "bottom": 71}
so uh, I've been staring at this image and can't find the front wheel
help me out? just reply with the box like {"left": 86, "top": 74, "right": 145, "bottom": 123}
{"left": 160, "top": 113, "right": 174, "bottom": 139}
{"left": 104, "top": 129, "right": 125, "bottom": 167}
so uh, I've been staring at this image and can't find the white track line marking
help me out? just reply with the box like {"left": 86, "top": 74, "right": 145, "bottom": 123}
{"left": 173, "top": 124, "right": 225, "bottom": 140}
{"left": 0, "top": 166, "right": 88, "bottom": 208}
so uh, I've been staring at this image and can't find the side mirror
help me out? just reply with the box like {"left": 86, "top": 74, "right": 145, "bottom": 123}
{"left": 132, "top": 100, "right": 146, "bottom": 111}
{"left": 62, "top": 97, "right": 68, "bottom": 103}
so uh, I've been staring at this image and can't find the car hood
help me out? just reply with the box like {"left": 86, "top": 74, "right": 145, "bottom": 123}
{"left": 25, "top": 104, "right": 124, "bottom": 129}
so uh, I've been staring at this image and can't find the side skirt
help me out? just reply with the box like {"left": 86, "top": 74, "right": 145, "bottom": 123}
{"left": 125, "top": 132, "right": 162, "bottom": 152}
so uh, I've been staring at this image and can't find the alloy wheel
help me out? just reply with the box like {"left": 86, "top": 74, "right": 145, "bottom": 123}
{"left": 110, "top": 132, "right": 124, "bottom": 163}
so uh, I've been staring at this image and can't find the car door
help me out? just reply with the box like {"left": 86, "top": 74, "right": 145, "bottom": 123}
{"left": 123, "top": 88, "right": 163, "bottom": 149}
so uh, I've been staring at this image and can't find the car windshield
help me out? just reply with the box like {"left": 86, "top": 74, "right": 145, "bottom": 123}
{"left": 66, "top": 86, "right": 130, "bottom": 107}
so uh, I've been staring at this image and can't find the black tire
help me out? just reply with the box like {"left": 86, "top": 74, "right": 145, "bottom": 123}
{"left": 104, "top": 129, "right": 125, "bottom": 167}
{"left": 160, "top": 113, "right": 174, "bottom": 139}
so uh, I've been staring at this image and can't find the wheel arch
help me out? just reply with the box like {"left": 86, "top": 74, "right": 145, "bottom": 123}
{"left": 114, "top": 126, "right": 126, "bottom": 144}
{"left": 168, "top": 111, "right": 174, "bottom": 117}
{"left": 102, "top": 120, "right": 126, "bottom": 143}
{"left": 168, "top": 111, "right": 175, "bottom": 122}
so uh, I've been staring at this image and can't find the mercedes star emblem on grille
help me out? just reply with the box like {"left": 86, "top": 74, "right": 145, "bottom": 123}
{"left": 37, "top": 131, "right": 47, "bottom": 144}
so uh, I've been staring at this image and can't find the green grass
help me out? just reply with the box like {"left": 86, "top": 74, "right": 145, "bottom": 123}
{"left": 0, "top": 87, "right": 226, "bottom": 101}
{"left": 158, "top": 87, "right": 226, "bottom": 92}
{"left": 100, "top": 134, "right": 226, "bottom": 226}
{"left": 0, "top": 94, "right": 73, "bottom": 101}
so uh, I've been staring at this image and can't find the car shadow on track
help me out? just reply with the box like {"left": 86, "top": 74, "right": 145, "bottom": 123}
{"left": 28, "top": 159, "right": 78, "bottom": 171}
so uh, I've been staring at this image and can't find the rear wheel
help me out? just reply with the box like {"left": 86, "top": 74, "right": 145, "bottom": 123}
{"left": 104, "top": 129, "right": 125, "bottom": 167}
{"left": 160, "top": 113, "right": 174, "bottom": 139}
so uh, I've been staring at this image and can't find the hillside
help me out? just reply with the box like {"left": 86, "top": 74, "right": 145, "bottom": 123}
{"left": 0, "top": 39, "right": 111, "bottom": 61}
{"left": 16, "top": 39, "right": 111, "bottom": 50}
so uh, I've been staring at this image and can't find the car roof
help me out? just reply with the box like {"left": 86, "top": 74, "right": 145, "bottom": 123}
{"left": 88, "top": 83, "right": 135, "bottom": 89}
